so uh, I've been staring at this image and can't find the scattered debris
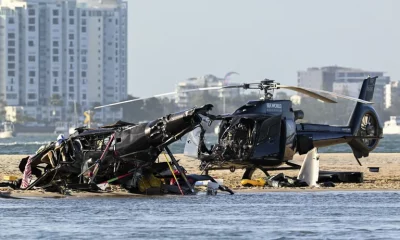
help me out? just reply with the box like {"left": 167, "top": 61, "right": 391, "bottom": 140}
{"left": 368, "top": 167, "right": 380, "bottom": 173}
{"left": 1, "top": 111, "right": 235, "bottom": 196}
{"left": 241, "top": 178, "right": 266, "bottom": 187}
{"left": 319, "top": 171, "right": 363, "bottom": 183}
{"left": 241, "top": 171, "right": 360, "bottom": 188}
{"left": 207, "top": 182, "right": 219, "bottom": 195}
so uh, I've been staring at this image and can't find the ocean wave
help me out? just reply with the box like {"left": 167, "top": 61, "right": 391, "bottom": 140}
{"left": 0, "top": 141, "right": 51, "bottom": 146}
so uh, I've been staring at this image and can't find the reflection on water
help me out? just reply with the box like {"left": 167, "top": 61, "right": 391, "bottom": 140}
{"left": 1, "top": 191, "right": 400, "bottom": 239}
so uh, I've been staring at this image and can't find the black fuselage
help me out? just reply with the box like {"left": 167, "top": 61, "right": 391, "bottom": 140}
{"left": 198, "top": 98, "right": 379, "bottom": 169}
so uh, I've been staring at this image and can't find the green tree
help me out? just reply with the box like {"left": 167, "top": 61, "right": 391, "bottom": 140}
{"left": 0, "top": 99, "right": 6, "bottom": 121}
{"left": 223, "top": 91, "right": 261, "bottom": 114}
{"left": 186, "top": 81, "right": 221, "bottom": 114}
{"left": 67, "top": 102, "right": 82, "bottom": 122}
{"left": 161, "top": 98, "right": 179, "bottom": 114}
{"left": 69, "top": 102, "right": 82, "bottom": 113}
{"left": 142, "top": 97, "right": 164, "bottom": 120}
{"left": 14, "top": 111, "right": 35, "bottom": 123}
{"left": 91, "top": 101, "right": 101, "bottom": 109}
{"left": 275, "top": 91, "right": 289, "bottom": 100}
{"left": 120, "top": 95, "right": 146, "bottom": 123}
{"left": 15, "top": 111, "right": 24, "bottom": 123}
{"left": 50, "top": 94, "right": 63, "bottom": 106}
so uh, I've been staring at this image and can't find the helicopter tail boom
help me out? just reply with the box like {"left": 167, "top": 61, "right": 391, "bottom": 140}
{"left": 346, "top": 76, "right": 383, "bottom": 159}
{"left": 297, "top": 77, "right": 382, "bottom": 160}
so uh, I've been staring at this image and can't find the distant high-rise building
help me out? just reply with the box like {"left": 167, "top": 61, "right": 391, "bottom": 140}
{"left": 384, "top": 81, "right": 400, "bottom": 109}
{"left": 297, "top": 66, "right": 390, "bottom": 111}
{"left": 333, "top": 69, "right": 389, "bottom": 110}
{"left": 297, "top": 66, "right": 352, "bottom": 91}
{"left": 0, "top": 0, "right": 127, "bottom": 123}
{"left": 175, "top": 74, "right": 240, "bottom": 110}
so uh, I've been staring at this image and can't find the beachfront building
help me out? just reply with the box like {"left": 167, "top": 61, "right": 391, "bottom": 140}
{"left": 384, "top": 81, "right": 400, "bottom": 109}
{"left": 297, "top": 66, "right": 351, "bottom": 91}
{"left": 0, "top": 0, "right": 127, "bottom": 124}
{"left": 297, "top": 66, "right": 390, "bottom": 111}
{"left": 333, "top": 70, "right": 389, "bottom": 110}
{"left": 175, "top": 74, "right": 241, "bottom": 111}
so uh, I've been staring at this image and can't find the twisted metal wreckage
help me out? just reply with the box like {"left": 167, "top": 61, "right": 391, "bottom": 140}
{"left": 15, "top": 104, "right": 234, "bottom": 195}
{"left": 3, "top": 77, "right": 382, "bottom": 195}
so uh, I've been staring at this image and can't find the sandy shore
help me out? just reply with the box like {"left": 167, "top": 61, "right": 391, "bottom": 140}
{"left": 1, "top": 153, "right": 400, "bottom": 198}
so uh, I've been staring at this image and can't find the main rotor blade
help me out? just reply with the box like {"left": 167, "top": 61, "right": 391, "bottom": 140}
{"left": 279, "top": 85, "right": 373, "bottom": 104}
{"left": 278, "top": 85, "right": 337, "bottom": 103}
{"left": 309, "top": 88, "right": 373, "bottom": 104}
{"left": 94, "top": 86, "right": 226, "bottom": 109}
{"left": 93, "top": 91, "right": 176, "bottom": 109}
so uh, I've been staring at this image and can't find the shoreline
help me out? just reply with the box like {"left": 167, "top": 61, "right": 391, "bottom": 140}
{"left": 2, "top": 187, "right": 400, "bottom": 200}
{"left": 2, "top": 153, "right": 400, "bottom": 198}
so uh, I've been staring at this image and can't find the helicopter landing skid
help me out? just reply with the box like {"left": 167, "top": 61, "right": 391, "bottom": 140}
{"left": 242, "top": 148, "right": 319, "bottom": 186}
{"left": 201, "top": 162, "right": 302, "bottom": 179}
{"left": 241, "top": 162, "right": 302, "bottom": 180}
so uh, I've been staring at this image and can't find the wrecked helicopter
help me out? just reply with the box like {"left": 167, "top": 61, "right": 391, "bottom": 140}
{"left": 14, "top": 76, "right": 382, "bottom": 194}
{"left": 96, "top": 76, "right": 382, "bottom": 182}
{"left": 16, "top": 104, "right": 233, "bottom": 195}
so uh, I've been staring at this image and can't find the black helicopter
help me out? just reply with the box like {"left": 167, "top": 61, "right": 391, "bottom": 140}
{"left": 14, "top": 76, "right": 381, "bottom": 194}
{"left": 182, "top": 76, "right": 382, "bottom": 179}
{"left": 92, "top": 76, "right": 382, "bottom": 181}
{"left": 15, "top": 104, "right": 229, "bottom": 195}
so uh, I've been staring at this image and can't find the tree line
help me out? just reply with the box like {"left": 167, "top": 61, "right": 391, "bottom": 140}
{"left": 0, "top": 90, "right": 396, "bottom": 125}
{"left": 119, "top": 91, "right": 262, "bottom": 123}
{"left": 119, "top": 90, "right": 395, "bottom": 126}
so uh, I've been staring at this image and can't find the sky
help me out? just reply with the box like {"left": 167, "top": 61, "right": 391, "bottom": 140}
{"left": 127, "top": 0, "right": 400, "bottom": 98}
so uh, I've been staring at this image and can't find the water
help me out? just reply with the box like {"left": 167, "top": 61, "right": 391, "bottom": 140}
{"left": 1, "top": 191, "right": 400, "bottom": 239}
{"left": 0, "top": 135, "right": 56, "bottom": 155}
{"left": 0, "top": 134, "right": 399, "bottom": 155}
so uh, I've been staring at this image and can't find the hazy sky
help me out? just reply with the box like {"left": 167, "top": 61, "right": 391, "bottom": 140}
{"left": 128, "top": 0, "right": 400, "bottom": 98}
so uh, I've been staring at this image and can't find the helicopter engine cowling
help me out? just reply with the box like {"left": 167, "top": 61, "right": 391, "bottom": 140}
{"left": 115, "top": 104, "right": 213, "bottom": 161}
{"left": 216, "top": 118, "right": 254, "bottom": 161}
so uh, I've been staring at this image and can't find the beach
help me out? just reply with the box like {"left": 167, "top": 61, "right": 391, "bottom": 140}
{"left": 1, "top": 153, "right": 400, "bottom": 198}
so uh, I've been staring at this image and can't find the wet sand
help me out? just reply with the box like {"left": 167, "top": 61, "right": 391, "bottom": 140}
{"left": 1, "top": 153, "right": 400, "bottom": 198}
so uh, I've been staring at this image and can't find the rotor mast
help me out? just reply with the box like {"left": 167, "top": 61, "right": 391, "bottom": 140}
{"left": 259, "top": 79, "right": 277, "bottom": 101}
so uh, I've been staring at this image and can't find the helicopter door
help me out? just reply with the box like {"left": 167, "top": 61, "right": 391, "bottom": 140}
{"left": 252, "top": 115, "right": 283, "bottom": 160}
{"left": 183, "top": 127, "right": 202, "bottom": 158}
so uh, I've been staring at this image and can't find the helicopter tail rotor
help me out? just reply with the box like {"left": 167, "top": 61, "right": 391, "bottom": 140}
{"left": 346, "top": 77, "right": 383, "bottom": 162}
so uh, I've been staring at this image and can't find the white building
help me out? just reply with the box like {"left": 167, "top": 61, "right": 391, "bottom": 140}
{"left": 0, "top": 0, "right": 127, "bottom": 123}
{"left": 175, "top": 74, "right": 240, "bottom": 110}
{"left": 333, "top": 70, "right": 389, "bottom": 110}
{"left": 4, "top": 106, "right": 23, "bottom": 122}
{"left": 384, "top": 81, "right": 400, "bottom": 109}
{"left": 297, "top": 66, "right": 352, "bottom": 91}
{"left": 298, "top": 66, "right": 390, "bottom": 111}
{"left": 290, "top": 95, "right": 301, "bottom": 105}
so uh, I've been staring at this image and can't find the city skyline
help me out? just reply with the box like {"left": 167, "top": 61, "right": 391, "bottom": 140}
{"left": 1, "top": 0, "right": 399, "bottom": 121}
{"left": 127, "top": 0, "right": 400, "bottom": 98}
{"left": 0, "top": 0, "right": 127, "bottom": 123}
{"left": 297, "top": 66, "right": 391, "bottom": 111}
